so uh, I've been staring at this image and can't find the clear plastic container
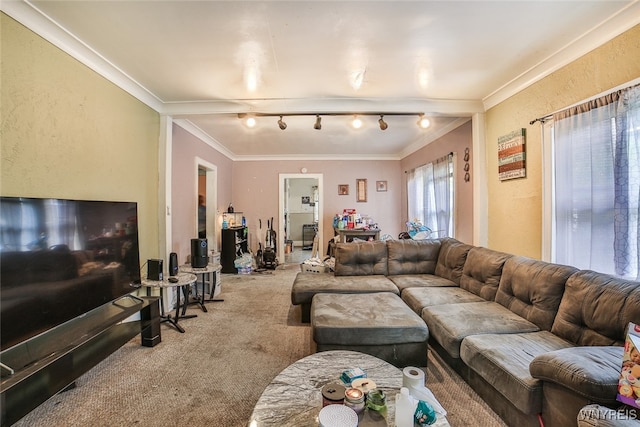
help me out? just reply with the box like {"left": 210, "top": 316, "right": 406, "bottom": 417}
{"left": 395, "top": 387, "right": 415, "bottom": 427}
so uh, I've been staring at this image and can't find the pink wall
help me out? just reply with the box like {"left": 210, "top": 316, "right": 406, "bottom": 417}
{"left": 171, "top": 124, "right": 233, "bottom": 264}
{"left": 171, "top": 120, "right": 472, "bottom": 261}
{"left": 399, "top": 121, "right": 473, "bottom": 244}
{"left": 231, "top": 160, "right": 402, "bottom": 254}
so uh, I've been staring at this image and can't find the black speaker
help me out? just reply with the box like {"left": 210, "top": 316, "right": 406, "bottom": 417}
{"left": 147, "top": 259, "right": 163, "bottom": 281}
{"left": 191, "top": 238, "right": 208, "bottom": 268}
{"left": 141, "top": 297, "right": 161, "bottom": 347}
{"left": 169, "top": 252, "right": 179, "bottom": 276}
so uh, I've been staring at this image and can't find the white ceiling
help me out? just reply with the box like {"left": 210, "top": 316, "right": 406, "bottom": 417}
{"left": 4, "top": 1, "right": 639, "bottom": 159}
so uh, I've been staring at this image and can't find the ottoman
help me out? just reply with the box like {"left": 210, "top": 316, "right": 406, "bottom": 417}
{"left": 291, "top": 272, "right": 399, "bottom": 323}
{"left": 311, "top": 292, "right": 429, "bottom": 368}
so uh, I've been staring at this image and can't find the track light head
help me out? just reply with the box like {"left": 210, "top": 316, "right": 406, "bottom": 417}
{"left": 352, "top": 116, "right": 363, "bottom": 129}
{"left": 278, "top": 116, "right": 287, "bottom": 130}
{"left": 314, "top": 115, "right": 322, "bottom": 130}
{"left": 417, "top": 114, "right": 430, "bottom": 129}
{"left": 378, "top": 115, "right": 388, "bottom": 130}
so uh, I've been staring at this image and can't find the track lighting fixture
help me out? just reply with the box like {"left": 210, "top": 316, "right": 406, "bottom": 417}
{"left": 378, "top": 115, "right": 388, "bottom": 130}
{"left": 277, "top": 116, "right": 287, "bottom": 130}
{"left": 352, "top": 116, "right": 363, "bottom": 129}
{"left": 238, "top": 112, "right": 430, "bottom": 131}
{"left": 417, "top": 114, "right": 430, "bottom": 129}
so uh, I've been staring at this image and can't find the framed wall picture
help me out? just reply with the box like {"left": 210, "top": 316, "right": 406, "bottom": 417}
{"left": 376, "top": 181, "right": 387, "bottom": 192}
{"left": 498, "top": 128, "right": 526, "bottom": 181}
{"left": 338, "top": 184, "right": 349, "bottom": 195}
{"left": 356, "top": 179, "right": 367, "bottom": 202}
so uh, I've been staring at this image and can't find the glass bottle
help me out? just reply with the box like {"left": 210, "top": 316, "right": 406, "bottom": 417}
{"left": 366, "top": 389, "right": 387, "bottom": 416}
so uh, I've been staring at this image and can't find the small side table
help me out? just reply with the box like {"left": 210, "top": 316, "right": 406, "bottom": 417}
{"left": 141, "top": 272, "right": 197, "bottom": 333}
{"left": 179, "top": 264, "right": 223, "bottom": 313}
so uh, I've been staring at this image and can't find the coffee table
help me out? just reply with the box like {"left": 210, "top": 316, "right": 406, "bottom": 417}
{"left": 248, "top": 350, "right": 450, "bottom": 427}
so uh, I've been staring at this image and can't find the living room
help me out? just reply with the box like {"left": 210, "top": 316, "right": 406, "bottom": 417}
{"left": 2, "top": 5, "right": 638, "bottom": 267}
{"left": 2, "top": 2, "right": 640, "bottom": 426}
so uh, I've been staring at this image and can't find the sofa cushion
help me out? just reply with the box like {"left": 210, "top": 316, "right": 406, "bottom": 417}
{"left": 459, "top": 247, "right": 512, "bottom": 301}
{"left": 311, "top": 292, "right": 429, "bottom": 345}
{"left": 421, "top": 301, "right": 540, "bottom": 358}
{"left": 433, "top": 238, "right": 473, "bottom": 285}
{"left": 387, "top": 239, "right": 441, "bottom": 275}
{"left": 387, "top": 274, "right": 458, "bottom": 293}
{"left": 495, "top": 257, "right": 578, "bottom": 331}
{"left": 551, "top": 270, "right": 640, "bottom": 346}
{"left": 334, "top": 241, "right": 388, "bottom": 276}
{"left": 290, "top": 272, "right": 398, "bottom": 305}
{"left": 401, "top": 287, "right": 484, "bottom": 315}
{"left": 529, "top": 346, "right": 623, "bottom": 402}
{"left": 460, "top": 331, "right": 574, "bottom": 415}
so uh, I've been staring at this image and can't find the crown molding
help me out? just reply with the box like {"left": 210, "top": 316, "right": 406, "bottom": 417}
{"left": 172, "top": 119, "right": 236, "bottom": 161}
{"left": 399, "top": 117, "right": 471, "bottom": 159}
{"left": 2, "top": 0, "right": 164, "bottom": 112}
{"left": 483, "top": 1, "right": 640, "bottom": 110}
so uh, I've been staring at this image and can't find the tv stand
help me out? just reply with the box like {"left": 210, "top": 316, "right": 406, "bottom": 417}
{"left": 0, "top": 295, "right": 160, "bottom": 426}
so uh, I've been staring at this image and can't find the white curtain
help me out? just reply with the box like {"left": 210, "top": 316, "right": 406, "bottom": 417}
{"left": 554, "top": 85, "right": 640, "bottom": 279}
{"left": 407, "top": 154, "right": 454, "bottom": 238}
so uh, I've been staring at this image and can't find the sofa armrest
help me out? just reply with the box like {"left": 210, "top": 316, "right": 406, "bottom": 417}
{"left": 530, "top": 346, "right": 623, "bottom": 402}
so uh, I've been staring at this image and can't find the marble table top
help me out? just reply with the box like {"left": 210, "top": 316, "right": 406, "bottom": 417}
{"left": 141, "top": 272, "right": 196, "bottom": 288}
{"left": 248, "top": 350, "right": 450, "bottom": 427}
{"left": 179, "top": 263, "right": 221, "bottom": 274}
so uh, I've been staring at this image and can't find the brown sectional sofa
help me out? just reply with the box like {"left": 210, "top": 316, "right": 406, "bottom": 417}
{"left": 290, "top": 237, "right": 640, "bottom": 427}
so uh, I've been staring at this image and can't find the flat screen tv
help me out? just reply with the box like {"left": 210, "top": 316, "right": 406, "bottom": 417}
{"left": 0, "top": 197, "right": 141, "bottom": 351}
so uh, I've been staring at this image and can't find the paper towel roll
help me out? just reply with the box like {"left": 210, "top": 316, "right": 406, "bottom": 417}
{"left": 402, "top": 366, "right": 426, "bottom": 389}
{"left": 402, "top": 366, "right": 447, "bottom": 417}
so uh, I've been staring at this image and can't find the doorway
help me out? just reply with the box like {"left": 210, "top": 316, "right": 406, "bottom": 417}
{"left": 278, "top": 173, "right": 323, "bottom": 263}
{"left": 196, "top": 158, "right": 218, "bottom": 252}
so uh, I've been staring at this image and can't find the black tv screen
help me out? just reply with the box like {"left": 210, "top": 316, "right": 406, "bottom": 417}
{"left": 0, "top": 197, "right": 141, "bottom": 351}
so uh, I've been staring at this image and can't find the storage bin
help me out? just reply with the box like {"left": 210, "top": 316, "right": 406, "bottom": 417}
{"left": 300, "top": 263, "right": 327, "bottom": 274}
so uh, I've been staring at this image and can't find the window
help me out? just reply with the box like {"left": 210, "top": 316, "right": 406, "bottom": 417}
{"left": 407, "top": 153, "right": 455, "bottom": 238}
{"left": 551, "top": 84, "right": 640, "bottom": 279}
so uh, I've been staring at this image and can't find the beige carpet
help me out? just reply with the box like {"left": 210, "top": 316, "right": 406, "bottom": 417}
{"left": 14, "top": 263, "right": 506, "bottom": 427}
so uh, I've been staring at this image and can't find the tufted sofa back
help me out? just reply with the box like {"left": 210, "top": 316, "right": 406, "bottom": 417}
{"left": 459, "top": 247, "right": 512, "bottom": 301}
{"left": 386, "top": 239, "right": 441, "bottom": 276}
{"left": 495, "top": 256, "right": 578, "bottom": 331}
{"left": 334, "top": 240, "right": 388, "bottom": 276}
{"left": 434, "top": 238, "right": 473, "bottom": 285}
{"left": 551, "top": 271, "right": 640, "bottom": 346}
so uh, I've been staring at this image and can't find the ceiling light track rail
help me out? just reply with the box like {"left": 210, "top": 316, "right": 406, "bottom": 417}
{"left": 238, "top": 112, "right": 431, "bottom": 130}
{"left": 237, "top": 112, "right": 425, "bottom": 118}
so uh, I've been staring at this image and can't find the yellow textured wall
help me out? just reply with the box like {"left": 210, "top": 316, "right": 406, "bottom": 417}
{"left": 485, "top": 25, "right": 640, "bottom": 258}
{"left": 1, "top": 13, "right": 161, "bottom": 258}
